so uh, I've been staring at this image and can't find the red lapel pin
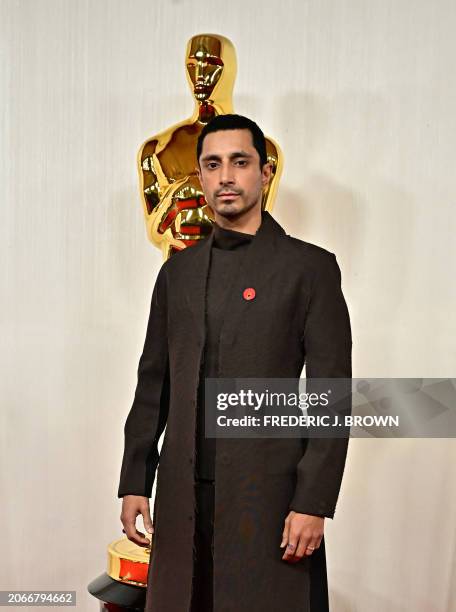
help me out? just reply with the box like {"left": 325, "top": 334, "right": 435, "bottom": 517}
{"left": 243, "top": 287, "right": 256, "bottom": 301}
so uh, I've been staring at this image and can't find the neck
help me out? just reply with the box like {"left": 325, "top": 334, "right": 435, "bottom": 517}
{"left": 191, "top": 98, "right": 235, "bottom": 123}
{"left": 213, "top": 205, "right": 262, "bottom": 235}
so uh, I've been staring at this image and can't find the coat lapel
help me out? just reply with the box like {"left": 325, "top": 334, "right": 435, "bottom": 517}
{"left": 182, "top": 210, "right": 287, "bottom": 349}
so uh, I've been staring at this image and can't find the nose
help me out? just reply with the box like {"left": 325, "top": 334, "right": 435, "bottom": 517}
{"left": 195, "top": 61, "right": 206, "bottom": 82}
{"left": 219, "top": 162, "right": 235, "bottom": 186}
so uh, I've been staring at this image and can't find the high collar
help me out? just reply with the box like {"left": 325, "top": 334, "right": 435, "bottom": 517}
{"left": 181, "top": 209, "right": 287, "bottom": 354}
{"left": 201, "top": 209, "right": 285, "bottom": 258}
{"left": 212, "top": 222, "right": 255, "bottom": 251}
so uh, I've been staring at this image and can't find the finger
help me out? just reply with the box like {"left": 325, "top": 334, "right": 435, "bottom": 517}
{"left": 293, "top": 534, "right": 310, "bottom": 561}
{"left": 280, "top": 517, "right": 291, "bottom": 548}
{"left": 282, "top": 532, "right": 299, "bottom": 561}
{"left": 141, "top": 507, "right": 154, "bottom": 535}
{"left": 125, "top": 527, "right": 151, "bottom": 548}
{"left": 122, "top": 517, "right": 151, "bottom": 547}
{"left": 304, "top": 537, "right": 320, "bottom": 556}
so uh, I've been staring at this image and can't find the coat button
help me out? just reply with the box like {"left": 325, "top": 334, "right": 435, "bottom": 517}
{"left": 243, "top": 287, "right": 256, "bottom": 301}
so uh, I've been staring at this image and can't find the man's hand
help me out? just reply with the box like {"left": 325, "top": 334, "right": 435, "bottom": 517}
{"left": 280, "top": 511, "right": 325, "bottom": 563}
{"left": 120, "top": 495, "right": 154, "bottom": 548}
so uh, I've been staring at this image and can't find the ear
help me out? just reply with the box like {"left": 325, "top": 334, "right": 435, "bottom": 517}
{"left": 261, "top": 162, "right": 272, "bottom": 188}
{"left": 195, "top": 165, "right": 202, "bottom": 182}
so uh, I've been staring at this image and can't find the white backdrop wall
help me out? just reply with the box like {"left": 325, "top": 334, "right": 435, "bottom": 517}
{"left": 1, "top": 0, "right": 455, "bottom": 610}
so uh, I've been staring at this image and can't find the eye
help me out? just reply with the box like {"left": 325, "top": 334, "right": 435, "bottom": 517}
{"left": 206, "top": 162, "right": 219, "bottom": 170}
{"left": 234, "top": 159, "right": 247, "bottom": 166}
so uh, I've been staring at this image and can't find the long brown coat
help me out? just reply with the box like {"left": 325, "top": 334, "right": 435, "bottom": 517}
{"left": 118, "top": 210, "right": 352, "bottom": 612}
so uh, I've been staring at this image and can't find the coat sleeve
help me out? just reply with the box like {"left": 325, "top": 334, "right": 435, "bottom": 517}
{"left": 288, "top": 252, "right": 352, "bottom": 519}
{"left": 117, "top": 263, "right": 170, "bottom": 498}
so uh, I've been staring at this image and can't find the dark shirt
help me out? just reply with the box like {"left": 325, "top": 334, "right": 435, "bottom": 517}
{"left": 195, "top": 222, "right": 254, "bottom": 480}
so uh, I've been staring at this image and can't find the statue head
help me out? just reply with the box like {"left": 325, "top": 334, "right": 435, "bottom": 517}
{"left": 185, "top": 34, "right": 237, "bottom": 110}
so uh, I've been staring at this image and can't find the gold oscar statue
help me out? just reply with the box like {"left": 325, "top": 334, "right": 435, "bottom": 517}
{"left": 138, "top": 33, "right": 283, "bottom": 260}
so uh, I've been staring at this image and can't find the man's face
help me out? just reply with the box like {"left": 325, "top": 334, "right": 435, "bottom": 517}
{"left": 196, "top": 129, "right": 271, "bottom": 220}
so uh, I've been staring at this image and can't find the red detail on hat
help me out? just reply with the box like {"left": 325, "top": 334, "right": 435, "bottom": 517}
{"left": 243, "top": 287, "right": 256, "bottom": 301}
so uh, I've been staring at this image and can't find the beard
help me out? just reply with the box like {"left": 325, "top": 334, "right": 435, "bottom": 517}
{"left": 211, "top": 193, "right": 260, "bottom": 220}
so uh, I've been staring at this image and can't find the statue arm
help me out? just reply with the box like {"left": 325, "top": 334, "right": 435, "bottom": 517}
{"left": 138, "top": 138, "right": 168, "bottom": 216}
{"left": 263, "top": 136, "right": 284, "bottom": 212}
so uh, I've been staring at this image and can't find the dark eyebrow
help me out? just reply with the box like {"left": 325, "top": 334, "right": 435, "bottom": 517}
{"left": 200, "top": 150, "right": 253, "bottom": 163}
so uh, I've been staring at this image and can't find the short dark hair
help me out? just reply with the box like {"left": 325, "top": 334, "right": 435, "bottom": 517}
{"left": 196, "top": 114, "right": 268, "bottom": 168}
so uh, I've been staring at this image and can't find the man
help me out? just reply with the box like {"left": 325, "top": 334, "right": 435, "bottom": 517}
{"left": 118, "top": 114, "right": 352, "bottom": 612}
